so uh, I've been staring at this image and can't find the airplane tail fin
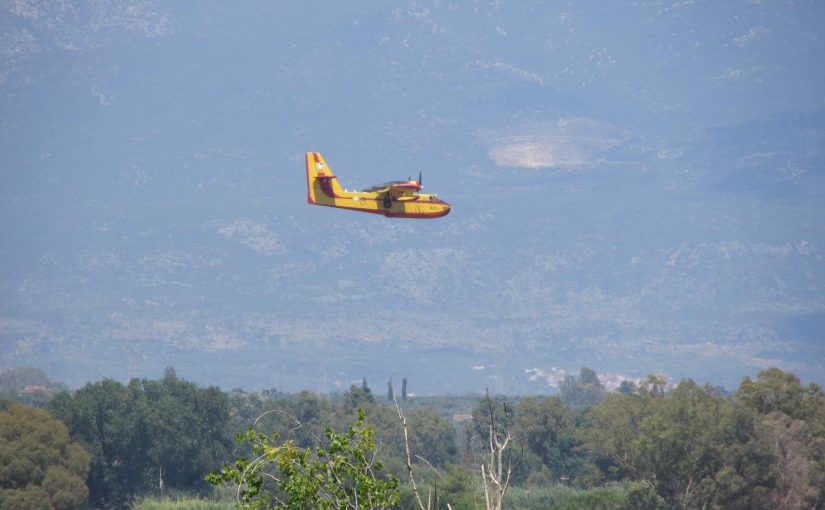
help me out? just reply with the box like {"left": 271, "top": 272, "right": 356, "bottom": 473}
{"left": 305, "top": 152, "right": 343, "bottom": 204}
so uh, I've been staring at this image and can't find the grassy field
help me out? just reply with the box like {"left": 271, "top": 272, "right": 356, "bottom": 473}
{"left": 130, "top": 497, "right": 235, "bottom": 510}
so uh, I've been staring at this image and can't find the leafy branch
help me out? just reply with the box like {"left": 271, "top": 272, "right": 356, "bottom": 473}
{"left": 206, "top": 408, "right": 399, "bottom": 509}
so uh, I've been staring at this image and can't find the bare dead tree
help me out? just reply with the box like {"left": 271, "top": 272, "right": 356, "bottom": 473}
{"left": 159, "top": 465, "right": 164, "bottom": 501}
{"left": 480, "top": 390, "right": 518, "bottom": 510}
{"left": 391, "top": 380, "right": 452, "bottom": 510}
{"left": 391, "top": 383, "right": 518, "bottom": 510}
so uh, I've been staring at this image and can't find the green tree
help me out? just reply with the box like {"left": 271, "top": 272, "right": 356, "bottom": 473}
{"left": 559, "top": 368, "right": 606, "bottom": 407}
{"left": 292, "top": 391, "right": 331, "bottom": 446}
{"left": 512, "top": 396, "right": 578, "bottom": 483}
{"left": 437, "top": 463, "right": 480, "bottom": 510}
{"left": 737, "top": 368, "right": 825, "bottom": 508}
{"left": 638, "top": 374, "right": 667, "bottom": 397}
{"left": 206, "top": 409, "right": 399, "bottom": 509}
{"left": 617, "top": 380, "right": 637, "bottom": 395}
{"left": 0, "top": 404, "right": 91, "bottom": 509}
{"left": 642, "top": 381, "right": 774, "bottom": 509}
{"left": 584, "top": 380, "right": 776, "bottom": 509}
{"left": 406, "top": 408, "right": 458, "bottom": 468}
{"left": 580, "top": 392, "right": 647, "bottom": 482}
{"left": 49, "top": 379, "right": 147, "bottom": 508}
{"left": 228, "top": 388, "right": 267, "bottom": 430}
{"left": 737, "top": 368, "right": 824, "bottom": 420}
{"left": 141, "top": 374, "right": 234, "bottom": 494}
{"left": 237, "top": 391, "right": 337, "bottom": 467}
{"left": 618, "top": 481, "right": 668, "bottom": 510}
{"left": 758, "top": 411, "right": 824, "bottom": 509}
{"left": 49, "top": 373, "right": 234, "bottom": 508}
{"left": 342, "top": 384, "right": 375, "bottom": 415}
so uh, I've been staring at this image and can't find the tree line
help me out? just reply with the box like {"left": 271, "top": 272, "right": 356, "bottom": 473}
{"left": 0, "top": 366, "right": 823, "bottom": 509}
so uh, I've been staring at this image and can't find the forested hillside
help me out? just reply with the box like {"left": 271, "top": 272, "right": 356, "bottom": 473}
{"left": 1, "top": 366, "right": 823, "bottom": 509}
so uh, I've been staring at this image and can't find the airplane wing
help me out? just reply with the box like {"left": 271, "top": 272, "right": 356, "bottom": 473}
{"left": 362, "top": 180, "right": 421, "bottom": 199}
{"left": 389, "top": 183, "right": 420, "bottom": 200}
{"left": 389, "top": 182, "right": 419, "bottom": 192}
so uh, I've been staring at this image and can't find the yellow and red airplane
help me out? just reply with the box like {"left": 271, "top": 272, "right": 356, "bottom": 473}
{"left": 305, "top": 152, "right": 450, "bottom": 218}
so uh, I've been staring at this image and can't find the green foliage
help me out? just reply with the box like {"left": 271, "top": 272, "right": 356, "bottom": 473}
{"left": 437, "top": 463, "right": 480, "bottom": 510}
{"left": 583, "top": 379, "right": 776, "bottom": 509}
{"left": 250, "top": 391, "right": 333, "bottom": 452}
{"left": 343, "top": 384, "right": 375, "bottom": 415}
{"left": 394, "top": 459, "right": 481, "bottom": 509}
{"left": 618, "top": 481, "right": 667, "bottom": 510}
{"left": 617, "top": 380, "right": 637, "bottom": 395}
{"left": 141, "top": 375, "right": 234, "bottom": 490}
{"left": 512, "top": 396, "right": 577, "bottom": 483}
{"left": 0, "top": 404, "right": 91, "bottom": 510}
{"left": 250, "top": 386, "right": 459, "bottom": 473}
{"left": 31, "top": 367, "right": 825, "bottom": 509}
{"left": 470, "top": 394, "right": 514, "bottom": 445}
{"left": 405, "top": 408, "right": 458, "bottom": 468}
{"left": 0, "top": 397, "right": 14, "bottom": 412}
{"left": 48, "top": 372, "right": 233, "bottom": 509}
{"left": 559, "top": 367, "right": 606, "bottom": 407}
{"left": 737, "top": 367, "right": 824, "bottom": 420}
{"left": 637, "top": 375, "right": 667, "bottom": 398}
{"left": 206, "top": 409, "right": 399, "bottom": 509}
{"left": 736, "top": 368, "right": 825, "bottom": 508}
{"left": 49, "top": 379, "right": 146, "bottom": 508}
{"left": 228, "top": 389, "right": 268, "bottom": 430}
{"left": 579, "top": 392, "right": 647, "bottom": 482}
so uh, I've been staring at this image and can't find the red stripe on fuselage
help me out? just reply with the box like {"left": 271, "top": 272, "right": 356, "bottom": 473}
{"left": 313, "top": 203, "right": 387, "bottom": 216}
{"left": 387, "top": 209, "right": 450, "bottom": 218}
{"left": 313, "top": 203, "right": 449, "bottom": 218}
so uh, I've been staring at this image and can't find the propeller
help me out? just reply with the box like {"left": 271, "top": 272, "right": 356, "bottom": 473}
{"left": 418, "top": 171, "right": 422, "bottom": 189}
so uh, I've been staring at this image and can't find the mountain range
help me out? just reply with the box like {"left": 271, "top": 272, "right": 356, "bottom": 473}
{"left": 1, "top": 0, "right": 823, "bottom": 394}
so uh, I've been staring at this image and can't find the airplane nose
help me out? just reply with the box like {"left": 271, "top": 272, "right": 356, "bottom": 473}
{"left": 443, "top": 205, "right": 451, "bottom": 216}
